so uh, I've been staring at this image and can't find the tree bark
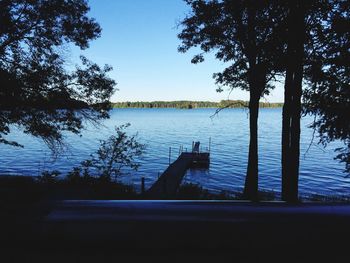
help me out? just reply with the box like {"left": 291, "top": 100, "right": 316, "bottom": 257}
{"left": 281, "top": 36, "right": 294, "bottom": 201}
{"left": 281, "top": 0, "right": 305, "bottom": 203}
{"left": 243, "top": 90, "right": 260, "bottom": 201}
{"left": 289, "top": 23, "right": 304, "bottom": 202}
{"left": 242, "top": 2, "right": 260, "bottom": 202}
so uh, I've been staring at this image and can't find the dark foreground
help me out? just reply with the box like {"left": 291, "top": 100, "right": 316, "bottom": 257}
{"left": 1, "top": 200, "right": 350, "bottom": 262}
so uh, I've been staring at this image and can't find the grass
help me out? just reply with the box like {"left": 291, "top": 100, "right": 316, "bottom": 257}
{"left": 176, "top": 183, "right": 279, "bottom": 201}
{"left": 1, "top": 175, "right": 349, "bottom": 203}
{"left": 176, "top": 183, "right": 350, "bottom": 202}
{"left": 0, "top": 175, "right": 137, "bottom": 203}
{"left": 300, "top": 193, "right": 350, "bottom": 202}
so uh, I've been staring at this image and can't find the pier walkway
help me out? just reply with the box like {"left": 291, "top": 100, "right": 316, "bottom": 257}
{"left": 146, "top": 142, "right": 209, "bottom": 198}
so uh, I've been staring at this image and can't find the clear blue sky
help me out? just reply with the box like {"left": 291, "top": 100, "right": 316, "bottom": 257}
{"left": 71, "top": 0, "right": 283, "bottom": 102}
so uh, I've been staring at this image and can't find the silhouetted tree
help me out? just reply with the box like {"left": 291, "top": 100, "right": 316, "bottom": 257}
{"left": 279, "top": 0, "right": 350, "bottom": 201}
{"left": 178, "top": 0, "right": 283, "bottom": 200}
{"left": 111, "top": 100, "right": 283, "bottom": 109}
{"left": 280, "top": 0, "right": 307, "bottom": 203}
{"left": 303, "top": 0, "right": 350, "bottom": 174}
{"left": 77, "top": 124, "right": 145, "bottom": 181}
{"left": 0, "top": 0, "right": 116, "bottom": 152}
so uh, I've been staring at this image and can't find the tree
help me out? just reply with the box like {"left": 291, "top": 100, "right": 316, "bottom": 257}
{"left": 178, "top": 0, "right": 282, "bottom": 200}
{"left": 280, "top": 0, "right": 307, "bottom": 202}
{"left": 82, "top": 124, "right": 145, "bottom": 181}
{"left": 303, "top": 0, "right": 350, "bottom": 174}
{"left": 0, "top": 0, "right": 116, "bottom": 152}
{"left": 279, "top": 0, "right": 350, "bottom": 201}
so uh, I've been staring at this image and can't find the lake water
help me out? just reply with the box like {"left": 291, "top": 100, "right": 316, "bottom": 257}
{"left": 1, "top": 108, "right": 349, "bottom": 197}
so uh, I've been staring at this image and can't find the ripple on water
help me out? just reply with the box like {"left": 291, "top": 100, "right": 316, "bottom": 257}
{"left": 0, "top": 108, "right": 349, "bottom": 196}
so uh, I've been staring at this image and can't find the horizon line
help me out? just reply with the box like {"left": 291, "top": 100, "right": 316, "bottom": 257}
{"left": 111, "top": 100, "right": 284, "bottom": 104}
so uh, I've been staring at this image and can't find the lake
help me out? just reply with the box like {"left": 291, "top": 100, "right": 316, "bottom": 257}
{"left": 1, "top": 108, "right": 349, "bottom": 197}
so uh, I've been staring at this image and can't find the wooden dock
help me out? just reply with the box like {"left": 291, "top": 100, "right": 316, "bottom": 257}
{"left": 146, "top": 142, "right": 209, "bottom": 199}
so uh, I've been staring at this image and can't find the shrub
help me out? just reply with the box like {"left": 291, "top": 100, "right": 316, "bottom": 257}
{"left": 89, "top": 124, "right": 145, "bottom": 181}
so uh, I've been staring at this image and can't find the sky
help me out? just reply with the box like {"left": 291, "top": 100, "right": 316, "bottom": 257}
{"left": 71, "top": 0, "right": 284, "bottom": 103}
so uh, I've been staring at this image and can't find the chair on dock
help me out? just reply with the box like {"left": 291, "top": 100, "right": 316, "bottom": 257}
{"left": 192, "top": 141, "right": 200, "bottom": 153}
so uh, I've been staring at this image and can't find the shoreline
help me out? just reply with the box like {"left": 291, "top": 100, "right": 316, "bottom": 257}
{"left": 111, "top": 100, "right": 283, "bottom": 109}
{"left": 1, "top": 175, "right": 349, "bottom": 203}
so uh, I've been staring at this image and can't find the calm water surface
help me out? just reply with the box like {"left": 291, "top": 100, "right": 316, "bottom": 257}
{"left": 1, "top": 108, "right": 349, "bottom": 196}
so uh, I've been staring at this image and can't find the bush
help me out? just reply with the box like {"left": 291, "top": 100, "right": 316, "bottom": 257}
{"left": 76, "top": 124, "right": 145, "bottom": 181}
{"left": 38, "top": 170, "right": 61, "bottom": 184}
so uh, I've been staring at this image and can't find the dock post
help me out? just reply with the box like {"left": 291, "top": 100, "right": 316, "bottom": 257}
{"left": 169, "top": 147, "right": 171, "bottom": 165}
{"left": 141, "top": 177, "right": 145, "bottom": 194}
{"left": 209, "top": 137, "right": 211, "bottom": 153}
{"left": 192, "top": 141, "right": 194, "bottom": 152}
{"left": 163, "top": 177, "right": 167, "bottom": 196}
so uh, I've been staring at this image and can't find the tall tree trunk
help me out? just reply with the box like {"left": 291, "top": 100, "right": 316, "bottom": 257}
{"left": 289, "top": 15, "right": 304, "bottom": 202}
{"left": 281, "top": 0, "right": 305, "bottom": 203}
{"left": 243, "top": 91, "right": 260, "bottom": 201}
{"left": 281, "top": 42, "right": 294, "bottom": 201}
{"left": 243, "top": 3, "right": 260, "bottom": 201}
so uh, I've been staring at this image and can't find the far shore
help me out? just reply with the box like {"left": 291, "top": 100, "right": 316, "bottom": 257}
{"left": 111, "top": 100, "right": 283, "bottom": 109}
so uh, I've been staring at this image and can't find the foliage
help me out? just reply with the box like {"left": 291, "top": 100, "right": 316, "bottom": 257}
{"left": 178, "top": 0, "right": 288, "bottom": 200}
{"left": 302, "top": 193, "right": 350, "bottom": 203}
{"left": 0, "top": 174, "right": 137, "bottom": 201}
{"left": 177, "top": 183, "right": 208, "bottom": 199}
{"left": 177, "top": 183, "right": 234, "bottom": 200}
{"left": 177, "top": 183, "right": 281, "bottom": 201}
{"left": 38, "top": 170, "right": 61, "bottom": 184}
{"left": 111, "top": 100, "right": 283, "bottom": 109}
{"left": 0, "top": 0, "right": 116, "bottom": 152}
{"left": 90, "top": 124, "right": 145, "bottom": 180}
{"left": 177, "top": 0, "right": 281, "bottom": 95}
{"left": 66, "top": 167, "right": 83, "bottom": 184}
{"left": 335, "top": 144, "right": 350, "bottom": 174}
{"left": 68, "top": 124, "right": 145, "bottom": 181}
{"left": 302, "top": 0, "right": 350, "bottom": 173}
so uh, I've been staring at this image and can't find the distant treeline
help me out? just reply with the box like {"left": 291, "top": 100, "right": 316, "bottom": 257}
{"left": 111, "top": 100, "right": 283, "bottom": 109}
